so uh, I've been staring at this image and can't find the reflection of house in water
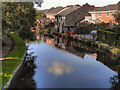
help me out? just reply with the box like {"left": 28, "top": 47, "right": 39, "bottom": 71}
{"left": 51, "top": 36, "right": 97, "bottom": 59}
{"left": 46, "top": 38, "right": 55, "bottom": 47}
{"left": 40, "top": 35, "right": 119, "bottom": 72}
{"left": 88, "top": 53, "right": 97, "bottom": 59}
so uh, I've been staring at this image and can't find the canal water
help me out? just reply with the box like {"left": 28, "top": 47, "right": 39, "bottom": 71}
{"left": 9, "top": 35, "right": 117, "bottom": 88}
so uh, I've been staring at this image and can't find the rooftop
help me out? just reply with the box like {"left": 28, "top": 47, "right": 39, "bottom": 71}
{"left": 46, "top": 6, "right": 64, "bottom": 15}
{"left": 91, "top": 2, "right": 120, "bottom": 12}
{"left": 55, "top": 6, "right": 81, "bottom": 16}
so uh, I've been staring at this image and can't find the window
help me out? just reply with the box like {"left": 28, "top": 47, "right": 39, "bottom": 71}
{"left": 111, "top": 13, "right": 114, "bottom": 17}
{"left": 106, "top": 12, "right": 109, "bottom": 16}
{"left": 98, "top": 13, "right": 102, "bottom": 16}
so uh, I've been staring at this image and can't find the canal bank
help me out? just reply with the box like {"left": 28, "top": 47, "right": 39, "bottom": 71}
{"left": 74, "top": 34, "right": 120, "bottom": 59}
{"left": 2, "top": 33, "right": 26, "bottom": 88}
{"left": 52, "top": 32, "right": 120, "bottom": 60}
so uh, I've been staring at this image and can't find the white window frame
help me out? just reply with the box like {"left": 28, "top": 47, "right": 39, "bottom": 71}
{"left": 106, "top": 12, "right": 109, "bottom": 17}
{"left": 98, "top": 13, "right": 102, "bottom": 17}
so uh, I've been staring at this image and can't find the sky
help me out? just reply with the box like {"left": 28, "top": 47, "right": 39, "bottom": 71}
{"left": 36, "top": 0, "right": 120, "bottom": 10}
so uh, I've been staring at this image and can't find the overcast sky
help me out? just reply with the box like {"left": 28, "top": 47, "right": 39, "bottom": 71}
{"left": 37, "top": 0, "right": 120, "bottom": 10}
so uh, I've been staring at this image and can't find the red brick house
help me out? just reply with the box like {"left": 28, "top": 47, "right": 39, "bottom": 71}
{"left": 85, "top": 1, "right": 120, "bottom": 25}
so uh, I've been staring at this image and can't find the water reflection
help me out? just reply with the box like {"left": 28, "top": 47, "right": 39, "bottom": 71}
{"left": 42, "top": 35, "right": 119, "bottom": 72}
{"left": 48, "top": 62, "right": 73, "bottom": 76}
{"left": 8, "top": 34, "right": 119, "bottom": 88}
{"left": 26, "top": 35, "right": 117, "bottom": 88}
{"left": 8, "top": 52, "right": 37, "bottom": 88}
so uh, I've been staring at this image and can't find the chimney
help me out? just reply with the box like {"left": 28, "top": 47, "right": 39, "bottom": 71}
{"left": 74, "top": 4, "right": 80, "bottom": 7}
{"left": 56, "top": 6, "right": 62, "bottom": 8}
{"left": 66, "top": 5, "right": 73, "bottom": 7}
{"left": 91, "top": 5, "right": 95, "bottom": 8}
{"left": 50, "top": 7, "right": 55, "bottom": 9}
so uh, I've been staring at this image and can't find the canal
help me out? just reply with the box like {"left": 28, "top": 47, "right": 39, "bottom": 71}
{"left": 8, "top": 35, "right": 118, "bottom": 88}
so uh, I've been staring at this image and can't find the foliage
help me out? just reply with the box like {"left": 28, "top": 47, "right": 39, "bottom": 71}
{"left": 2, "top": 33, "right": 26, "bottom": 88}
{"left": 110, "top": 65, "right": 120, "bottom": 89}
{"left": 113, "top": 11, "right": 120, "bottom": 25}
{"left": 2, "top": 2, "right": 36, "bottom": 39}
{"left": 73, "top": 23, "right": 109, "bottom": 34}
{"left": 110, "top": 75, "right": 119, "bottom": 89}
{"left": 112, "top": 48, "right": 120, "bottom": 54}
{"left": 19, "top": 26, "right": 36, "bottom": 40}
{"left": 73, "top": 23, "right": 120, "bottom": 49}
{"left": 35, "top": 10, "right": 46, "bottom": 19}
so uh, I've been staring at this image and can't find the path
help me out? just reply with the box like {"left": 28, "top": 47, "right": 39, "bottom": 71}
{"left": 1, "top": 36, "right": 13, "bottom": 59}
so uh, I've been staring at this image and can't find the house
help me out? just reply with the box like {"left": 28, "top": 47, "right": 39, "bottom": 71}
{"left": 55, "top": 3, "right": 94, "bottom": 33}
{"left": 86, "top": 1, "right": 120, "bottom": 24}
{"left": 35, "top": 18, "right": 52, "bottom": 27}
{"left": 31, "top": 18, "right": 52, "bottom": 32}
{"left": 46, "top": 6, "right": 64, "bottom": 22}
{"left": 39, "top": 18, "right": 52, "bottom": 27}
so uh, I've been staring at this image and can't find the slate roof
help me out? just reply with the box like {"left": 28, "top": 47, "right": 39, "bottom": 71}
{"left": 74, "top": 3, "right": 95, "bottom": 23}
{"left": 55, "top": 6, "right": 81, "bottom": 16}
{"left": 46, "top": 7, "right": 64, "bottom": 15}
{"left": 92, "top": 1, "right": 120, "bottom": 12}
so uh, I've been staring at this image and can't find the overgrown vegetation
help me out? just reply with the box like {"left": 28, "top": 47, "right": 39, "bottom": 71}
{"left": 35, "top": 10, "right": 46, "bottom": 19}
{"left": 113, "top": 12, "right": 120, "bottom": 25}
{"left": 112, "top": 48, "right": 120, "bottom": 54}
{"left": 2, "top": 33, "right": 26, "bottom": 88}
{"left": 2, "top": 2, "right": 36, "bottom": 40}
{"left": 73, "top": 23, "right": 120, "bottom": 49}
{"left": 73, "top": 23, "right": 109, "bottom": 34}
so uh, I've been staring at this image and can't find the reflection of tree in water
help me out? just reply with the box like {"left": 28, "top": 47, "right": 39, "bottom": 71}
{"left": 110, "top": 66, "right": 120, "bottom": 89}
{"left": 8, "top": 52, "right": 37, "bottom": 88}
{"left": 110, "top": 75, "right": 119, "bottom": 89}
{"left": 96, "top": 51, "right": 119, "bottom": 71}
{"left": 96, "top": 48, "right": 120, "bottom": 88}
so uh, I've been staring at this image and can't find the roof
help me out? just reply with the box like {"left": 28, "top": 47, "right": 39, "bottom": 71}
{"left": 62, "top": 3, "right": 95, "bottom": 26}
{"left": 86, "top": 13, "right": 91, "bottom": 16}
{"left": 91, "top": 2, "right": 120, "bottom": 12}
{"left": 74, "top": 3, "right": 95, "bottom": 23}
{"left": 46, "top": 7, "right": 64, "bottom": 15}
{"left": 55, "top": 6, "right": 81, "bottom": 16}
{"left": 118, "top": 1, "right": 120, "bottom": 10}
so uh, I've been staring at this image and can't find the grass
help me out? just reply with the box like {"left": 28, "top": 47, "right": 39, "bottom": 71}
{"left": 112, "top": 48, "right": 120, "bottom": 54}
{"left": 2, "top": 33, "right": 26, "bottom": 88}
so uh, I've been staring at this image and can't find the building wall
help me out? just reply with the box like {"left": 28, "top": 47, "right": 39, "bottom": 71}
{"left": 96, "top": 12, "right": 115, "bottom": 23}
{"left": 46, "top": 14, "right": 55, "bottom": 21}
{"left": 91, "top": 12, "right": 117, "bottom": 24}
{"left": 58, "top": 16, "right": 66, "bottom": 33}
{"left": 91, "top": 13, "right": 96, "bottom": 19}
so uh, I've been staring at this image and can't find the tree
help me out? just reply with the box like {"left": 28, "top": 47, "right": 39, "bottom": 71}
{"left": 2, "top": 2, "right": 36, "bottom": 40}
{"left": 35, "top": 10, "right": 46, "bottom": 19}
{"left": 113, "top": 11, "right": 120, "bottom": 25}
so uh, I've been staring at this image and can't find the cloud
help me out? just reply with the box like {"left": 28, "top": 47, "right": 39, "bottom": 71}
{"left": 48, "top": 62, "right": 73, "bottom": 76}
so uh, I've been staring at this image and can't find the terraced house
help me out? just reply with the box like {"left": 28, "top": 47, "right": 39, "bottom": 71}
{"left": 86, "top": 1, "right": 120, "bottom": 24}
{"left": 46, "top": 6, "right": 64, "bottom": 22}
{"left": 55, "top": 3, "right": 95, "bottom": 33}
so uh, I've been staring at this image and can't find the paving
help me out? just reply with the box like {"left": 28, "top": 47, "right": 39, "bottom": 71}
{"left": 1, "top": 36, "right": 13, "bottom": 58}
